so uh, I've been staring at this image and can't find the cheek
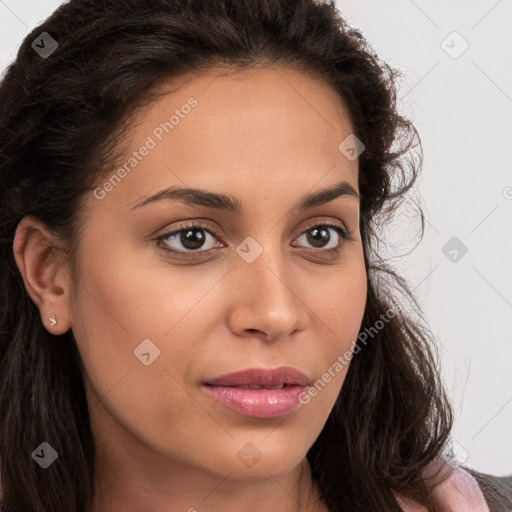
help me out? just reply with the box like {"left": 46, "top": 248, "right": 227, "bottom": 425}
{"left": 316, "top": 251, "right": 367, "bottom": 346}
{"left": 71, "top": 240, "right": 223, "bottom": 354}
{"left": 68, "top": 244, "right": 231, "bottom": 442}
{"left": 305, "top": 256, "right": 367, "bottom": 406}
{"left": 69, "top": 258, "right": 199, "bottom": 455}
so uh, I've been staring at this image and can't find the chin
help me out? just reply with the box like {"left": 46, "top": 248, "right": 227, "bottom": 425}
{"left": 197, "top": 438, "right": 309, "bottom": 480}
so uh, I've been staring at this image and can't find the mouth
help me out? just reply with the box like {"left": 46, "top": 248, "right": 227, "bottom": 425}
{"left": 201, "top": 366, "right": 309, "bottom": 419}
{"left": 220, "top": 384, "right": 287, "bottom": 389}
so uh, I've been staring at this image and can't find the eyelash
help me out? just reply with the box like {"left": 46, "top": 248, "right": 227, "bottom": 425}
{"left": 155, "top": 220, "right": 352, "bottom": 259}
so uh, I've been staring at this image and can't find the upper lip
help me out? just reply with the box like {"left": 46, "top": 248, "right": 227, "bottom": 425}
{"left": 204, "top": 366, "right": 309, "bottom": 387}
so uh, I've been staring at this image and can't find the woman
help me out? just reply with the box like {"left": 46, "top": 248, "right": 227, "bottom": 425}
{"left": 0, "top": 0, "right": 510, "bottom": 511}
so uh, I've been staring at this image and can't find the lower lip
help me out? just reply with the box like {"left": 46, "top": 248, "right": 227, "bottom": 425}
{"left": 202, "top": 385, "right": 306, "bottom": 418}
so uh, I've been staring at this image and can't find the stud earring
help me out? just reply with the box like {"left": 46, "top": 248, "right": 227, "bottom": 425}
{"left": 49, "top": 315, "right": 57, "bottom": 327}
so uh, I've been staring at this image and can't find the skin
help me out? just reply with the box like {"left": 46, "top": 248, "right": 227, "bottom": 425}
{"left": 14, "top": 65, "right": 462, "bottom": 512}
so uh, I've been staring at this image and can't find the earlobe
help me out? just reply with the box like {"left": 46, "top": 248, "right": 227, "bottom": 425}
{"left": 12, "top": 214, "right": 72, "bottom": 334}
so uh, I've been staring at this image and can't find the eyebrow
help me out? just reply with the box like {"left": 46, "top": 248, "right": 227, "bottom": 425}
{"left": 130, "top": 179, "right": 360, "bottom": 213}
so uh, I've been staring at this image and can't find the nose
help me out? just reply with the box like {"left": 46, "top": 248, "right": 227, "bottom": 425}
{"left": 226, "top": 241, "right": 309, "bottom": 343}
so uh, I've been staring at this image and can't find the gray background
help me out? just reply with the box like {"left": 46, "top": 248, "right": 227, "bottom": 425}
{"left": 1, "top": 0, "right": 511, "bottom": 475}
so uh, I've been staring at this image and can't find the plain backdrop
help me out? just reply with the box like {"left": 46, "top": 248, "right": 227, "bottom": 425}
{"left": 1, "top": 0, "right": 511, "bottom": 476}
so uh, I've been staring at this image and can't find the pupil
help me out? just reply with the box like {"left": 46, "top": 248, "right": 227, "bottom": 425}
{"left": 181, "top": 228, "right": 205, "bottom": 249}
{"left": 307, "top": 227, "right": 329, "bottom": 248}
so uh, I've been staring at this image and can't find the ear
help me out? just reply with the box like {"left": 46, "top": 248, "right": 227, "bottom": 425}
{"left": 12, "top": 214, "right": 73, "bottom": 335}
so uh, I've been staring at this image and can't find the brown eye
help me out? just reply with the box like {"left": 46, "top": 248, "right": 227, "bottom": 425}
{"left": 164, "top": 227, "right": 209, "bottom": 251}
{"left": 155, "top": 221, "right": 223, "bottom": 258}
{"left": 293, "top": 223, "right": 350, "bottom": 252}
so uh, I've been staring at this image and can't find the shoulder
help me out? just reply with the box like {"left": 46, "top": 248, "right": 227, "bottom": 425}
{"left": 429, "top": 463, "right": 512, "bottom": 512}
{"left": 462, "top": 466, "right": 512, "bottom": 512}
{"left": 395, "top": 462, "right": 512, "bottom": 512}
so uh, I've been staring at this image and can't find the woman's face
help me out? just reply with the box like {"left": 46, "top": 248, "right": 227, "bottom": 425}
{"left": 68, "top": 66, "right": 367, "bottom": 479}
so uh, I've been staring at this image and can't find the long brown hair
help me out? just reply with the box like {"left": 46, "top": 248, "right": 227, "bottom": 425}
{"left": 0, "top": 1, "right": 454, "bottom": 510}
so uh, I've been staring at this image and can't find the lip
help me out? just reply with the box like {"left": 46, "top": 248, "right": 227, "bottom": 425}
{"left": 202, "top": 366, "right": 309, "bottom": 419}
{"left": 205, "top": 366, "right": 309, "bottom": 387}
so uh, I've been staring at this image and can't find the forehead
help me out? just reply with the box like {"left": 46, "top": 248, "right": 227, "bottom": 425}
{"left": 126, "top": 65, "right": 355, "bottom": 158}
{"left": 89, "top": 65, "right": 359, "bottom": 217}
{"left": 142, "top": 65, "right": 351, "bottom": 136}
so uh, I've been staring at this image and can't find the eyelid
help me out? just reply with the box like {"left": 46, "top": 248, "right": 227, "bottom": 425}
{"left": 299, "top": 218, "right": 349, "bottom": 237}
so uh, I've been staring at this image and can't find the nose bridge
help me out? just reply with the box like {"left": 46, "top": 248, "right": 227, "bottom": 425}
{"left": 228, "top": 233, "right": 307, "bottom": 338}
{"left": 236, "top": 233, "right": 290, "bottom": 295}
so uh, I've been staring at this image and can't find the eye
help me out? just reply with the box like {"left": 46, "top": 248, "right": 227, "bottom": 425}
{"left": 155, "top": 220, "right": 351, "bottom": 259}
{"left": 155, "top": 221, "right": 222, "bottom": 258}
{"left": 292, "top": 222, "right": 351, "bottom": 254}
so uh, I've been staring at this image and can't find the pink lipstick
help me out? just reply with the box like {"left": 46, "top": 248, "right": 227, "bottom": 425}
{"left": 202, "top": 366, "right": 309, "bottom": 419}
